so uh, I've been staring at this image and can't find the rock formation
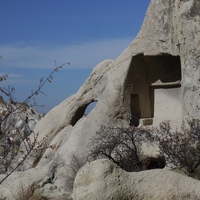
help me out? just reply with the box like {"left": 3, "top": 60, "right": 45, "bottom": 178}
{"left": 0, "top": 0, "right": 200, "bottom": 199}
{"left": 73, "top": 159, "right": 200, "bottom": 200}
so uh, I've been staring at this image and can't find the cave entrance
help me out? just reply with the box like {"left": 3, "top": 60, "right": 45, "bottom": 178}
{"left": 126, "top": 54, "right": 182, "bottom": 126}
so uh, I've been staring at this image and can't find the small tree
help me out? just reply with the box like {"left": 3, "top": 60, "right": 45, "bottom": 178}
{"left": 155, "top": 120, "right": 200, "bottom": 178}
{"left": 88, "top": 125, "right": 156, "bottom": 172}
{"left": 0, "top": 58, "right": 70, "bottom": 184}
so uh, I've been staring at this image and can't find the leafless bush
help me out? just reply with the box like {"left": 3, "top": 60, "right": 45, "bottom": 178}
{"left": 14, "top": 183, "right": 47, "bottom": 200}
{"left": 0, "top": 60, "right": 69, "bottom": 184}
{"left": 188, "top": 119, "right": 200, "bottom": 139}
{"left": 14, "top": 183, "right": 35, "bottom": 200}
{"left": 88, "top": 125, "right": 162, "bottom": 172}
{"left": 155, "top": 120, "right": 200, "bottom": 178}
{"left": 64, "top": 126, "right": 166, "bottom": 190}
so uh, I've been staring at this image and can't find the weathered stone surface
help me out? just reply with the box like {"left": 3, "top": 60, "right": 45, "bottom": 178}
{"left": 73, "top": 159, "right": 200, "bottom": 200}
{"left": 34, "top": 183, "right": 71, "bottom": 200}
{"left": 0, "top": 168, "right": 46, "bottom": 200}
{"left": 0, "top": 0, "right": 200, "bottom": 198}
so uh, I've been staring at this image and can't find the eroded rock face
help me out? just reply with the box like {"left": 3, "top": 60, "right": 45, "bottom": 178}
{"left": 0, "top": 168, "right": 46, "bottom": 200}
{"left": 1, "top": 0, "right": 200, "bottom": 198}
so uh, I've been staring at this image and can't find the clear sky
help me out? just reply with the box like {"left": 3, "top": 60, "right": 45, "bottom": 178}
{"left": 0, "top": 0, "right": 150, "bottom": 113}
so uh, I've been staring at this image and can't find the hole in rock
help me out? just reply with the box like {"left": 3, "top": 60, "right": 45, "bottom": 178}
{"left": 70, "top": 101, "right": 97, "bottom": 126}
{"left": 84, "top": 101, "right": 97, "bottom": 116}
{"left": 142, "top": 156, "right": 166, "bottom": 170}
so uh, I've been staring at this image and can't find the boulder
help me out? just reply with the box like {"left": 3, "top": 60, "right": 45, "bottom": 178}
{"left": 0, "top": 168, "right": 46, "bottom": 200}
{"left": 73, "top": 159, "right": 200, "bottom": 200}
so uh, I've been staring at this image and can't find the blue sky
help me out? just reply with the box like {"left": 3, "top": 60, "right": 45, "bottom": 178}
{"left": 0, "top": 1, "right": 150, "bottom": 113}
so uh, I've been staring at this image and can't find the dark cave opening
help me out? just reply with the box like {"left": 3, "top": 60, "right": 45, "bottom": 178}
{"left": 126, "top": 54, "right": 181, "bottom": 126}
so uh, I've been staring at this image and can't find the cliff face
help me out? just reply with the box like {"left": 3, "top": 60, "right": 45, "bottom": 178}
{"left": 1, "top": 0, "right": 200, "bottom": 199}
{"left": 124, "top": 0, "right": 200, "bottom": 123}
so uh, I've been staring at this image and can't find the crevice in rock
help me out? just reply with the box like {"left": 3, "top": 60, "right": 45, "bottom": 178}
{"left": 142, "top": 156, "right": 166, "bottom": 170}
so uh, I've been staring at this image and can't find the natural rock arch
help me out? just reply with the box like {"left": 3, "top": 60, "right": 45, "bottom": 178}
{"left": 70, "top": 100, "right": 98, "bottom": 126}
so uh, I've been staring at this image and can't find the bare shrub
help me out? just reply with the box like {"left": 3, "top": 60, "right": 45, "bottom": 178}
{"left": 0, "top": 61, "right": 69, "bottom": 184}
{"left": 14, "top": 184, "right": 34, "bottom": 200}
{"left": 155, "top": 120, "right": 200, "bottom": 178}
{"left": 188, "top": 119, "right": 200, "bottom": 139}
{"left": 64, "top": 125, "right": 166, "bottom": 190}
{"left": 14, "top": 183, "right": 47, "bottom": 200}
{"left": 88, "top": 125, "right": 158, "bottom": 172}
